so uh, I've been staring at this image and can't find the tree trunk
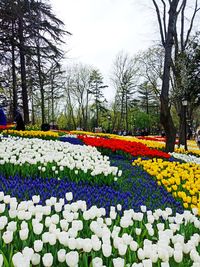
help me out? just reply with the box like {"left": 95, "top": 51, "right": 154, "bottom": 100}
{"left": 18, "top": 15, "right": 29, "bottom": 124}
{"left": 11, "top": 19, "right": 17, "bottom": 120}
{"left": 160, "top": 1, "right": 179, "bottom": 152}
{"left": 36, "top": 44, "right": 45, "bottom": 124}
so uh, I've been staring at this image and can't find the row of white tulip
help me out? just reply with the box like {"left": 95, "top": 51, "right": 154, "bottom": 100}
{"left": 170, "top": 152, "right": 200, "bottom": 164}
{"left": 0, "top": 191, "right": 199, "bottom": 267}
{"left": 0, "top": 136, "right": 119, "bottom": 177}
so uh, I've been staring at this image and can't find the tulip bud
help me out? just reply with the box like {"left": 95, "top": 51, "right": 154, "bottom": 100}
{"left": 57, "top": 249, "right": 66, "bottom": 263}
{"left": 113, "top": 257, "right": 124, "bottom": 267}
{"left": 65, "top": 192, "right": 73, "bottom": 201}
{"left": 31, "top": 253, "right": 41, "bottom": 265}
{"left": 0, "top": 254, "right": 3, "bottom": 267}
{"left": 34, "top": 240, "right": 43, "bottom": 252}
{"left": 2, "top": 231, "right": 13, "bottom": 244}
{"left": 66, "top": 251, "right": 79, "bottom": 267}
{"left": 19, "top": 228, "right": 29, "bottom": 241}
{"left": 102, "top": 244, "right": 112, "bottom": 257}
{"left": 42, "top": 253, "right": 53, "bottom": 267}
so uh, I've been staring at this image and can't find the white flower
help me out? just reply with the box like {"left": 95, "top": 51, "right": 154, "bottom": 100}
{"left": 130, "top": 240, "right": 138, "bottom": 251}
{"left": 113, "top": 257, "right": 125, "bottom": 267}
{"left": 12, "top": 252, "right": 24, "bottom": 267}
{"left": 92, "top": 257, "right": 103, "bottom": 267}
{"left": 41, "top": 166, "right": 46, "bottom": 172}
{"left": 22, "top": 247, "right": 34, "bottom": 260}
{"left": 32, "top": 195, "right": 40, "bottom": 204}
{"left": 135, "top": 228, "right": 141, "bottom": 236}
{"left": 33, "top": 223, "right": 43, "bottom": 235}
{"left": 34, "top": 240, "right": 43, "bottom": 252}
{"left": 141, "top": 205, "right": 147, "bottom": 213}
{"left": 52, "top": 166, "right": 56, "bottom": 171}
{"left": 51, "top": 214, "right": 59, "bottom": 224}
{"left": 174, "top": 250, "right": 183, "bottom": 263}
{"left": 118, "top": 170, "right": 122, "bottom": 177}
{"left": 142, "top": 259, "right": 153, "bottom": 267}
{"left": 42, "top": 253, "right": 53, "bottom": 267}
{"left": 19, "top": 228, "right": 29, "bottom": 241}
{"left": 0, "top": 254, "right": 3, "bottom": 267}
{"left": 117, "top": 204, "right": 122, "bottom": 211}
{"left": 2, "top": 230, "right": 13, "bottom": 244}
{"left": 31, "top": 253, "right": 41, "bottom": 265}
{"left": 57, "top": 249, "right": 66, "bottom": 263}
{"left": 65, "top": 192, "right": 73, "bottom": 201}
{"left": 66, "top": 251, "right": 79, "bottom": 267}
{"left": 161, "top": 262, "right": 170, "bottom": 267}
{"left": 7, "top": 221, "right": 17, "bottom": 232}
{"left": 137, "top": 248, "right": 145, "bottom": 260}
{"left": 0, "top": 204, "right": 5, "bottom": 213}
{"left": 118, "top": 243, "right": 127, "bottom": 256}
{"left": 102, "top": 244, "right": 112, "bottom": 257}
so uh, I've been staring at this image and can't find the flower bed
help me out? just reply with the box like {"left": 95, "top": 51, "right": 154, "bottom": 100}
{"left": 78, "top": 135, "right": 170, "bottom": 159}
{"left": 3, "top": 130, "right": 60, "bottom": 140}
{"left": 0, "top": 191, "right": 199, "bottom": 267}
{"left": 133, "top": 158, "right": 200, "bottom": 215}
{"left": 0, "top": 136, "right": 119, "bottom": 185}
{"left": 0, "top": 131, "right": 199, "bottom": 266}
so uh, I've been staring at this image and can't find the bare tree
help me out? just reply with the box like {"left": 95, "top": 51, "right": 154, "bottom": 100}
{"left": 152, "top": 0, "right": 200, "bottom": 151}
{"left": 111, "top": 51, "right": 137, "bottom": 132}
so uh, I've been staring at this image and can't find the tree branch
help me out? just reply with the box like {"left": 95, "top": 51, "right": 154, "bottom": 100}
{"left": 152, "top": 0, "right": 166, "bottom": 46}
{"left": 180, "top": 0, "right": 187, "bottom": 51}
{"left": 185, "top": 0, "right": 200, "bottom": 48}
{"left": 161, "top": 0, "right": 167, "bottom": 40}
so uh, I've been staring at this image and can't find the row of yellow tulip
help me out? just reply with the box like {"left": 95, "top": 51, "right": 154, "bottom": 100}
{"left": 133, "top": 158, "right": 200, "bottom": 215}
{"left": 3, "top": 130, "right": 59, "bottom": 138}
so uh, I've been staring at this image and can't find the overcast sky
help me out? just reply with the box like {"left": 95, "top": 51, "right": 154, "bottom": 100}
{"left": 49, "top": 0, "right": 158, "bottom": 100}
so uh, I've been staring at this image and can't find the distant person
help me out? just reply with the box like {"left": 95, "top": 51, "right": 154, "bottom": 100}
{"left": 0, "top": 108, "right": 6, "bottom": 129}
{"left": 14, "top": 110, "right": 25, "bottom": 131}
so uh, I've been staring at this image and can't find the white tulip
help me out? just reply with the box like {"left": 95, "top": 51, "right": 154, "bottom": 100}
{"left": 102, "top": 243, "right": 112, "bottom": 257}
{"left": 137, "top": 248, "right": 145, "bottom": 260}
{"left": 65, "top": 192, "right": 73, "bottom": 201}
{"left": 42, "top": 232, "right": 49, "bottom": 243}
{"left": 51, "top": 214, "right": 59, "bottom": 224}
{"left": 19, "top": 228, "right": 29, "bottom": 241}
{"left": 34, "top": 240, "right": 43, "bottom": 252}
{"left": 42, "top": 253, "right": 53, "bottom": 267}
{"left": 7, "top": 221, "right": 17, "bottom": 232}
{"left": 66, "top": 251, "right": 79, "bottom": 267}
{"left": 118, "top": 243, "right": 127, "bottom": 256}
{"left": 33, "top": 223, "right": 43, "bottom": 235}
{"left": 143, "top": 259, "right": 153, "bottom": 267}
{"left": 161, "top": 262, "right": 170, "bottom": 267}
{"left": 130, "top": 240, "right": 138, "bottom": 251}
{"left": 2, "top": 230, "right": 13, "bottom": 244}
{"left": 12, "top": 252, "right": 24, "bottom": 267}
{"left": 31, "top": 253, "right": 41, "bottom": 265}
{"left": 57, "top": 249, "right": 66, "bottom": 263}
{"left": 0, "top": 204, "right": 5, "bottom": 213}
{"left": 135, "top": 228, "right": 141, "bottom": 235}
{"left": 4, "top": 195, "right": 11, "bottom": 204}
{"left": 55, "top": 203, "right": 62, "bottom": 212}
{"left": 48, "top": 233, "right": 57, "bottom": 246}
{"left": 22, "top": 247, "right": 34, "bottom": 260}
{"left": 83, "top": 238, "right": 93, "bottom": 253}
{"left": 92, "top": 257, "right": 103, "bottom": 267}
{"left": 0, "top": 254, "right": 3, "bottom": 267}
{"left": 117, "top": 204, "right": 122, "bottom": 211}
{"left": 113, "top": 257, "right": 124, "bottom": 267}
{"left": 174, "top": 250, "right": 183, "bottom": 263}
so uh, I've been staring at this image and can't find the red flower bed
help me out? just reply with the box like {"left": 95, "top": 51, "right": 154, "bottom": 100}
{"left": 78, "top": 135, "right": 170, "bottom": 158}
